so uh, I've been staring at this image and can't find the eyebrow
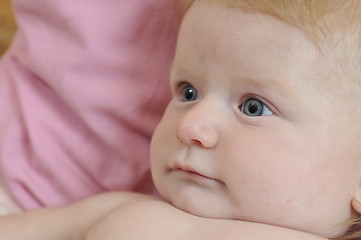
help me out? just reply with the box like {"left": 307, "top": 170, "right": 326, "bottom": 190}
{"left": 171, "top": 63, "right": 293, "bottom": 100}
{"left": 239, "top": 76, "right": 293, "bottom": 100}
{"left": 170, "top": 63, "right": 191, "bottom": 76}
{"left": 169, "top": 63, "right": 202, "bottom": 83}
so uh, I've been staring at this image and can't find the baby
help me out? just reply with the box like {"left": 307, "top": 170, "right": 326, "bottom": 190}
{"left": 1, "top": 0, "right": 360, "bottom": 239}
{"left": 87, "top": 0, "right": 361, "bottom": 240}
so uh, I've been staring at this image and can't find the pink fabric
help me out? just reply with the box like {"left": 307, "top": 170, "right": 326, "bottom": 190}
{"left": 0, "top": 0, "right": 178, "bottom": 210}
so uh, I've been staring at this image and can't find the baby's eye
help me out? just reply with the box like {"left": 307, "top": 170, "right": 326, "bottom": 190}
{"left": 239, "top": 98, "right": 273, "bottom": 117}
{"left": 181, "top": 84, "right": 199, "bottom": 102}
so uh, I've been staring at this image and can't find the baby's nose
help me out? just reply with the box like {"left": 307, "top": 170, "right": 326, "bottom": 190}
{"left": 175, "top": 101, "right": 219, "bottom": 149}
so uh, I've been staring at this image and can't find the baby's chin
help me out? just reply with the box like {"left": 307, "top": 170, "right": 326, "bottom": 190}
{"left": 165, "top": 194, "right": 237, "bottom": 220}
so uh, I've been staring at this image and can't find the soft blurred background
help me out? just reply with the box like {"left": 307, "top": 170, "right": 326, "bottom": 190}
{"left": 0, "top": 0, "right": 16, "bottom": 57}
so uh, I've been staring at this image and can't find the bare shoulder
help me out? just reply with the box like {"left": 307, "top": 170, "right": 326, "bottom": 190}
{"left": 86, "top": 199, "right": 194, "bottom": 240}
{"left": 86, "top": 199, "right": 327, "bottom": 240}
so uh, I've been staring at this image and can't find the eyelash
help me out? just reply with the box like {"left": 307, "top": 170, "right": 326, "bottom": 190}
{"left": 176, "top": 82, "right": 275, "bottom": 117}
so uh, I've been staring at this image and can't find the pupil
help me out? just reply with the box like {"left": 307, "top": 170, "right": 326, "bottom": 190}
{"left": 185, "top": 89, "right": 194, "bottom": 100}
{"left": 248, "top": 102, "right": 259, "bottom": 114}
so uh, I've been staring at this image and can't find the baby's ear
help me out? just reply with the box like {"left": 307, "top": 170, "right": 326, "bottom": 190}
{"left": 351, "top": 172, "right": 361, "bottom": 213}
{"left": 352, "top": 197, "right": 361, "bottom": 214}
{"left": 352, "top": 184, "right": 361, "bottom": 214}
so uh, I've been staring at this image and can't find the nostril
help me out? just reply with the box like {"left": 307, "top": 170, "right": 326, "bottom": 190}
{"left": 198, "top": 130, "right": 218, "bottom": 149}
{"left": 190, "top": 139, "right": 203, "bottom": 147}
{"left": 175, "top": 131, "right": 201, "bottom": 146}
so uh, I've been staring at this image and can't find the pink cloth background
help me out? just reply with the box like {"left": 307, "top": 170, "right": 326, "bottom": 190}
{"left": 0, "top": 0, "right": 179, "bottom": 210}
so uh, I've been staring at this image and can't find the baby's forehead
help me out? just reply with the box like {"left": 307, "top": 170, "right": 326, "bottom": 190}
{"left": 182, "top": 1, "right": 359, "bottom": 99}
{"left": 183, "top": 4, "right": 323, "bottom": 76}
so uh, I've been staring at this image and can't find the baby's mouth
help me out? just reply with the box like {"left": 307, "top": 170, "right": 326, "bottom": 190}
{"left": 172, "top": 162, "right": 218, "bottom": 182}
{"left": 179, "top": 168, "right": 215, "bottom": 180}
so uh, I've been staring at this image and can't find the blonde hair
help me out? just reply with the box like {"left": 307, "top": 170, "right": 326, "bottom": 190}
{"left": 177, "top": 1, "right": 361, "bottom": 240}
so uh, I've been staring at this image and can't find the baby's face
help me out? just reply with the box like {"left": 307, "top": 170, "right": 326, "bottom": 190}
{"left": 150, "top": 1, "right": 361, "bottom": 238}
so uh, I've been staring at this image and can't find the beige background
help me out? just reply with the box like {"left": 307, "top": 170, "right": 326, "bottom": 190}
{"left": 0, "top": 0, "right": 16, "bottom": 56}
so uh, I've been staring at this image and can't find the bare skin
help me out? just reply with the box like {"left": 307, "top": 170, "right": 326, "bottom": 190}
{"left": 0, "top": 192, "right": 327, "bottom": 240}
{"left": 86, "top": 197, "right": 326, "bottom": 240}
{"left": 0, "top": 192, "right": 154, "bottom": 240}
